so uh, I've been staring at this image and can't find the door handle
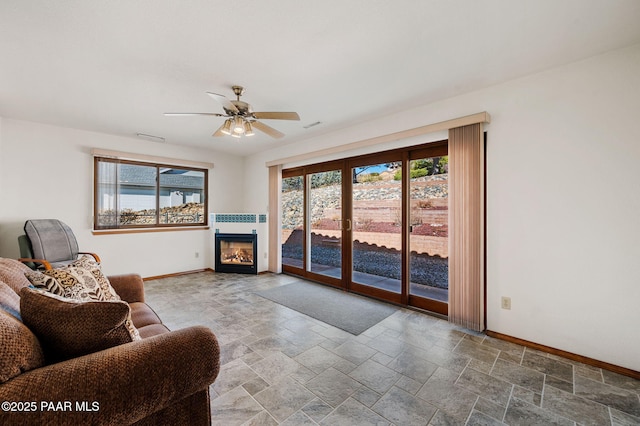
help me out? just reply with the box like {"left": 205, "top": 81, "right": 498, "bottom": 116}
{"left": 345, "top": 219, "right": 352, "bottom": 231}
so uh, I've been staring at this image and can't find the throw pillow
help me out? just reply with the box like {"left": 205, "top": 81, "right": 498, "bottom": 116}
{"left": 0, "top": 279, "right": 22, "bottom": 321}
{"left": 20, "top": 287, "right": 141, "bottom": 362}
{"left": 0, "top": 257, "right": 34, "bottom": 294}
{"left": 25, "top": 255, "right": 120, "bottom": 302}
{"left": 0, "top": 309, "right": 45, "bottom": 383}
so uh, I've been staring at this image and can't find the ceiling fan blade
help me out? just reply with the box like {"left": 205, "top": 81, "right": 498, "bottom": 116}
{"left": 206, "top": 92, "right": 239, "bottom": 114}
{"left": 253, "top": 111, "right": 300, "bottom": 120}
{"left": 212, "top": 123, "right": 226, "bottom": 137}
{"left": 164, "top": 112, "right": 226, "bottom": 116}
{"left": 252, "top": 121, "right": 285, "bottom": 139}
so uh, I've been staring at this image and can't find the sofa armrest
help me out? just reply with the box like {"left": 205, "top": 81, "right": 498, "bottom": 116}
{"left": 107, "top": 273, "right": 145, "bottom": 303}
{"left": 0, "top": 326, "right": 220, "bottom": 426}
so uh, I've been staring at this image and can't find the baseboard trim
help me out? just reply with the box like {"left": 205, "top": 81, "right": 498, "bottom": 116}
{"left": 143, "top": 268, "right": 214, "bottom": 281}
{"left": 486, "top": 330, "right": 640, "bottom": 380}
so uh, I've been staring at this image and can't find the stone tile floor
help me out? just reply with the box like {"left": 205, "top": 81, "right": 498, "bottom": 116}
{"left": 144, "top": 271, "right": 640, "bottom": 425}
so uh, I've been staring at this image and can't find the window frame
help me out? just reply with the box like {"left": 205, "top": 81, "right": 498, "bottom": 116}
{"left": 93, "top": 156, "right": 208, "bottom": 231}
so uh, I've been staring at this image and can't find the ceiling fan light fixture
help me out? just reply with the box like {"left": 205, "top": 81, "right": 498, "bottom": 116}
{"left": 166, "top": 86, "right": 299, "bottom": 140}
{"left": 244, "top": 121, "right": 254, "bottom": 136}
{"left": 221, "top": 119, "right": 233, "bottom": 135}
{"left": 233, "top": 116, "right": 245, "bottom": 134}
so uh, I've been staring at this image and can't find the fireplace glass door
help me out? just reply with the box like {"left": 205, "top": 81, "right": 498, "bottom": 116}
{"left": 215, "top": 233, "right": 257, "bottom": 274}
{"left": 220, "top": 241, "right": 254, "bottom": 265}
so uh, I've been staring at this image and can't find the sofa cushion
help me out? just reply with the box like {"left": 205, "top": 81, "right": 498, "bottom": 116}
{"left": 0, "top": 279, "right": 21, "bottom": 320}
{"left": 0, "top": 257, "right": 33, "bottom": 294}
{"left": 20, "top": 287, "right": 141, "bottom": 362}
{"left": 129, "top": 302, "right": 163, "bottom": 328}
{"left": 137, "top": 323, "right": 171, "bottom": 339}
{"left": 25, "top": 255, "right": 120, "bottom": 302}
{"left": 0, "top": 309, "right": 45, "bottom": 383}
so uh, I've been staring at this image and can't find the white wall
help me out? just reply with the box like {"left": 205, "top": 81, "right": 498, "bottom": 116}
{"left": 0, "top": 119, "right": 244, "bottom": 277}
{"left": 0, "top": 118, "right": 3, "bottom": 221}
{"left": 244, "top": 44, "right": 640, "bottom": 371}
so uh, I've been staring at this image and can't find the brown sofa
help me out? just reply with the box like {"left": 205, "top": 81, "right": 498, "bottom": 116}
{"left": 0, "top": 258, "right": 220, "bottom": 425}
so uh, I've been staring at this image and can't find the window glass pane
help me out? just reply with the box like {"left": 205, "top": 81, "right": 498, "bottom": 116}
{"left": 118, "top": 163, "right": 158, "bottom": 225}
{"left": 309, "top": 170, "right": 342, "bottom": 278}
{"left": 409, "top": 155, "right": 449, "bottom": 301}
{"left": 352, "top": 162, "right": 402, "bottom": 293}
{"left": 96, "top": 160, "right": 118, "bottom": 228}
{"left": 159, "top": 168, "right": 206, "bottom": 224}
{"left": 281, "top": 175, "right": 304, "bottom": 268}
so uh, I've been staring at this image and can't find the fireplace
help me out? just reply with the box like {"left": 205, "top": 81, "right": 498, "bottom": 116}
{"left": 215, "top": 233, "right": 257, "bottom": 274}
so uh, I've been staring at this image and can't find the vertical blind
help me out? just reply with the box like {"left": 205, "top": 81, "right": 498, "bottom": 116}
{"left": 448, "top": 123, "right": 485, "bottom": 331}
{"left": 95, "top": 159, "right": 119, "bottom": 226}
{"left": 268, "top": 165, "right": 282, "bottom": 272}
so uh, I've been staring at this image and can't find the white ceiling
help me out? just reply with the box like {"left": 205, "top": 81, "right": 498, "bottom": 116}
{"left": 1, "top": 1, "right": 640, "bottom": 157}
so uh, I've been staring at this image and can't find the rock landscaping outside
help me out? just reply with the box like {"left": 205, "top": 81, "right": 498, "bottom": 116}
{"left": 97, "top": 202, "right": 205, "bottom": 226}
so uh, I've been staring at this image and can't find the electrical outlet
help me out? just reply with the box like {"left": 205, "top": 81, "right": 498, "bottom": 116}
{"left": 501, "top": 296, "right": 511, "bottom": 310}
{"left": 195, "top": 252, "right": 200, "bottom": 258}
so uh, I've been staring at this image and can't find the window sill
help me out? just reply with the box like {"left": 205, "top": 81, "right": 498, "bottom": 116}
{"left": 92, "top": 226, "right": 210, "bottom": 235}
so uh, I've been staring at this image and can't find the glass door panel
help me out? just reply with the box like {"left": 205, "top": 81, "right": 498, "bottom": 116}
{"left": 281, "top": 175, "right": 304, "bottom": 270}
{"left": 409, "top": 155, "right": 449, "bottom": 311}
{"left": 308, "top": 170, "right": 342, "bottom": 279}
{"left": 351, "top": 162, "right": 402, "bottom": 294}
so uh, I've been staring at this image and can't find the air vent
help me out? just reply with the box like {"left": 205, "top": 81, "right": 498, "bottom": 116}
{"left": 136, "top": 133, "right": 165, "bottom": 143}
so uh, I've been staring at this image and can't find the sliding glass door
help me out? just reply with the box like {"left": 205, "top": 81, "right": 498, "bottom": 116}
{"left": 282, "top": 162, "right": 345, "bottom": 287}
{"left": 349, "top": 155, "right": 403, "bottom": 303}
{"left": 308, "top": 168, "right": 343, "bottom": 282}
{"left": 281, "top": 141, "right": 448, "bottom": 314}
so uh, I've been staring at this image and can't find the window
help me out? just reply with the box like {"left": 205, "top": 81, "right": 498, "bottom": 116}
{"left": 94, "top": 157, "right": 207, "bottom": 230}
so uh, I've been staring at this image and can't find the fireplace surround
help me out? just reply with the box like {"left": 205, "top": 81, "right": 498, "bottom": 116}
{"left": 214, "top": 233, "right": 257, "bottom": 274}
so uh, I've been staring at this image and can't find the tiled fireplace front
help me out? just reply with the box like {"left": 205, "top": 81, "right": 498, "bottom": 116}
{"left": 211, "top": 213, "right": 267, "bottom": 273}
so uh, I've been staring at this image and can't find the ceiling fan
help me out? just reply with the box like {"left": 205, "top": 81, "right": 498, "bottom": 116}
{"left": 164, "top": 85, "right": 300, "bottom": 139}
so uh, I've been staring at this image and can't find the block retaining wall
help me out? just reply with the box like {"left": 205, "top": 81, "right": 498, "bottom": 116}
{"left": 281, "top": 229, "right": 448, "bottom": 258}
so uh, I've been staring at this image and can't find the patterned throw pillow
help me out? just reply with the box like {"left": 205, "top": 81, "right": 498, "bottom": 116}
{"left": 25, "top": 255, "right": 120, "bottom": 302}
{"left": 20, "top": 287, "right": 140, "bottom": 362}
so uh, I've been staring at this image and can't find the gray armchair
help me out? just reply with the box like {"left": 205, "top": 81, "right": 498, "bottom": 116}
{"left": 18, "top": 219, "right": 100, "bottom": 270}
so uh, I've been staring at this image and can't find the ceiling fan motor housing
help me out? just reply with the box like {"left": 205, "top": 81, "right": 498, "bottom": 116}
{"left": 229, "top": 100, "right": 253, "bottom": 117}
